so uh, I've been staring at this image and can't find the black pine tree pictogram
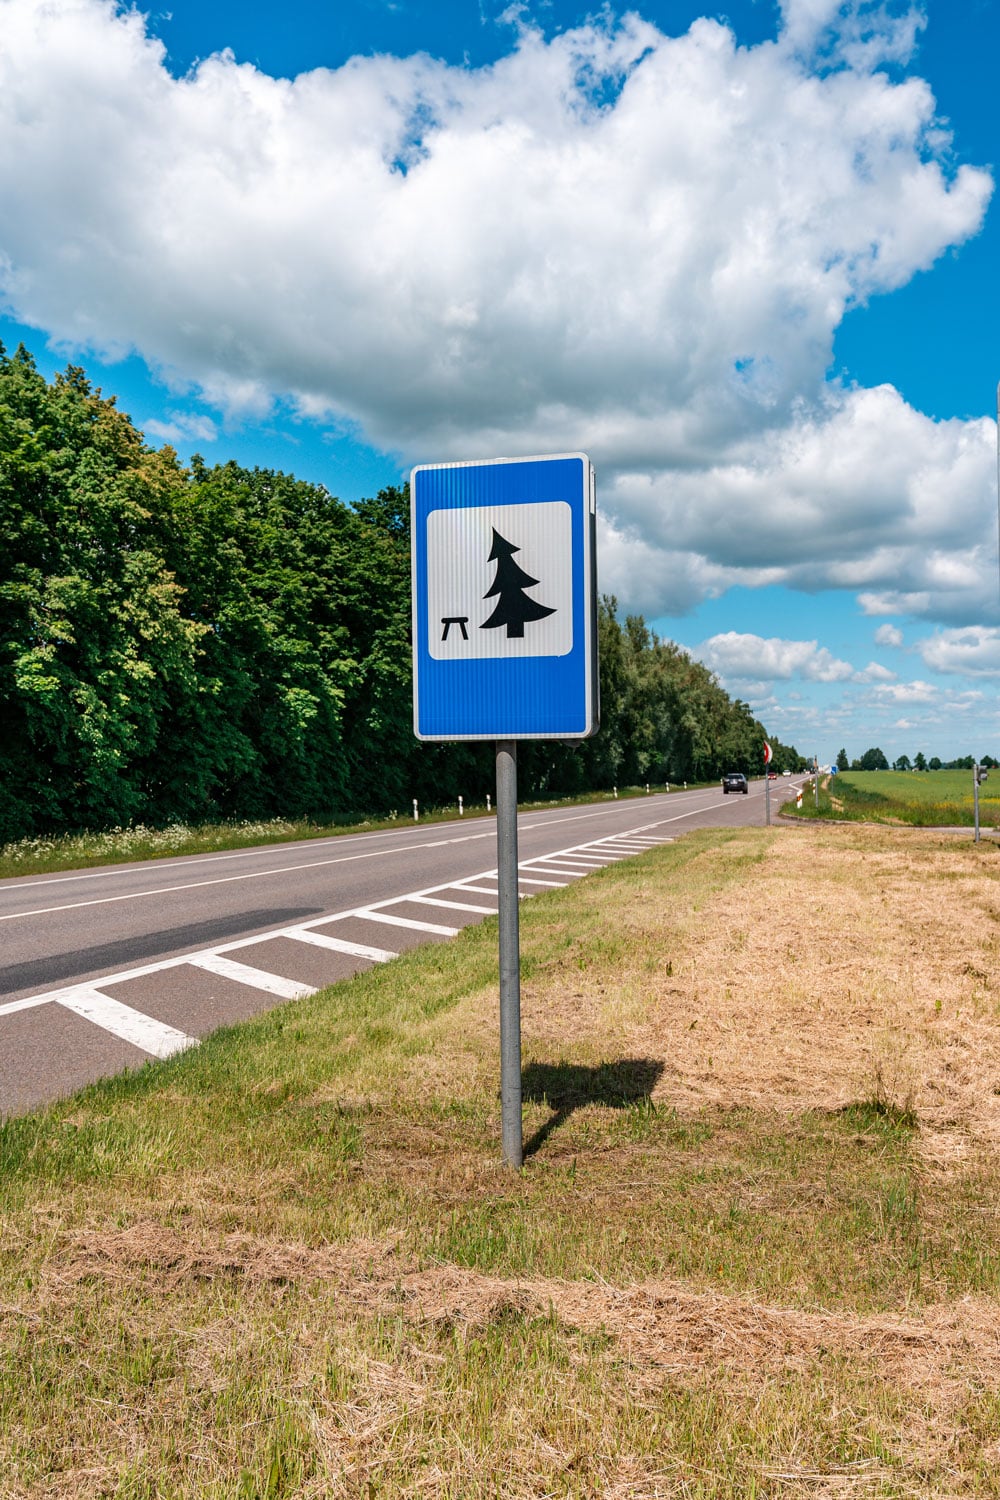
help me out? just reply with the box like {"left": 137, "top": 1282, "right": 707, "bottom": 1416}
{"left": 481, "top": 527, "right": 556, "bottom": 639}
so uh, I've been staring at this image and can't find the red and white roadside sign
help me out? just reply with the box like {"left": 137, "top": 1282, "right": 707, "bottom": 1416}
{"left": 763, "top": 741, "right": 773, "bottom": 765}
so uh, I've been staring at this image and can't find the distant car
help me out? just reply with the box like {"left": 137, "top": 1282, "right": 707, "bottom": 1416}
{"left": 782, "top": 769, "right": 792, "bottom": 776}
{"left": 722, "top": 772, "right": 748, "bottom": 794}
{"left": 767, "top": 771, "right": 778, "bottom": 780}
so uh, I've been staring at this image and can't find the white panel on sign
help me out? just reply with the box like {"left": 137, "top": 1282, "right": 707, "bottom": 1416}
{"left": 427, "top": 502, "right": 573, "bottom": 661}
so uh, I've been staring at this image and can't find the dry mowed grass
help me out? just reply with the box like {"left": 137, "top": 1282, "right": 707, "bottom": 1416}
{"left": 3, "top": 825, "right": 1000, "bottom": 1497}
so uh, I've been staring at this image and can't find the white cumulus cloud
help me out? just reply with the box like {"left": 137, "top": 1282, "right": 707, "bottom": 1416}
{"left": 142, "top": 411, "right": 218, "bottom": 445}
{"left": 875, "top": 623, "right": 904, "bottom": 647}
{"left": 919, "top": 626, "right": 1000, "bottom": 677}
{"left": 694, "top": 632, "right": 856, "bottom": 683}
{"left": 0, "top": 0, "right": 994, "bottom": 624}
{"left": 873, "top": 680, "right": 939, "bottom": 704}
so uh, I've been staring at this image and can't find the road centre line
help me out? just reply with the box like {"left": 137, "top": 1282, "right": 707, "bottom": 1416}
{"left": 0, "top": 836, "right": 500, "bottom": 922}
{"left": 0, "top": 824, "right": 442, "bottom": 891}
{"left": 0, "top": 795, "right": 696, "bottom": 905}
{"left": 0, "top": 823, "right": 676, "bottom": 1013}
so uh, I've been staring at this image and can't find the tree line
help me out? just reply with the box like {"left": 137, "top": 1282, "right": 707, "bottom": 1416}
{"left": 0, "top": 346, "right": 796, "bottom": 841}
{"left": 835, "top": 749, "right": 996, "bottom": 773}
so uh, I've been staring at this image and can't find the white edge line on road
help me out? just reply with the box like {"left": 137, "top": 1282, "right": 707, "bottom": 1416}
{"left": 0, "top": 822, "right": 678, "bottom": 1014}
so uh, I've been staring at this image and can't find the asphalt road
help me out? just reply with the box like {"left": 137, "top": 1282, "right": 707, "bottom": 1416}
{"left": 0, "top": 778, "right": 790, "bottom": 1115}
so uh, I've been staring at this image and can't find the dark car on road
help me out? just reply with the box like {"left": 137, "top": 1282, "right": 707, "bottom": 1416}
{"left": 722, "top": 772, "right": 748, "bottom": 794}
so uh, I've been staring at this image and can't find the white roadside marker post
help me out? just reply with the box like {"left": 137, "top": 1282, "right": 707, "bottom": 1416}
{"left": 413, "top": 798, "right": 419, "bottom": 822}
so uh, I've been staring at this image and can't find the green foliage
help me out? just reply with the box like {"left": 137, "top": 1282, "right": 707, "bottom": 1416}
{"left": 851, "top": 746, "right": 890, "bottom": 771}
{"left": 0, "top": 348, "right": 780, "bottom": 838}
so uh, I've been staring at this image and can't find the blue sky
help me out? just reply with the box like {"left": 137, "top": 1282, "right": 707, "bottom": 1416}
{"left": 0, "top": 0, "right": 997, "bottom": 763}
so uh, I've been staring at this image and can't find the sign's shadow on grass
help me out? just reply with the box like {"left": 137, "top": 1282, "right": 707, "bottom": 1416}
{"left": 521, "top": 1058, "right": 664, "bottom": 1158}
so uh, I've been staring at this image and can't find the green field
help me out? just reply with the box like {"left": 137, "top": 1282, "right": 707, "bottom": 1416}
{"left": 4, "top": 822, "right": 1000, "bottom": 1494}
{"left": 791, "top": 768, "right": 1000, "bottom": 827}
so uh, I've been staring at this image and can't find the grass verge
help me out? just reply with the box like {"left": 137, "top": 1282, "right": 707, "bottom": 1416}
{"left": 784, "top": 768, "right": 1000, "bottom": 830}
{"left": 4, "top": 823, "right": 1000, "bottom": 1494}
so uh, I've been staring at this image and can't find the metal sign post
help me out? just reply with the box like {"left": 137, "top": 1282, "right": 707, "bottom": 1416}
{"left": 412, "top": 454, "right": 598, "bottom": 1167}
{"left": 763, "top": 741, "right": 772, "bottom": 825}
{"left": 496, "top": 741, "right": 522, "bottom": 1165}
{"left": 974, "top": 762, "right": 988, "bottom": 842}
{"left": 974, "top": 766, "right": 981, "bottom": 842}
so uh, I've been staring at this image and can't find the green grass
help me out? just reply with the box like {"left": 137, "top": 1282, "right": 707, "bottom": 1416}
{"left": 4, "top": 824, "right": 1000, "bottom": 1493}
{"left": 785, "top": 768, "right": 1000, "bottom": 828}
{"left": 0, "top": 784, "right": 699, "bottom": 880}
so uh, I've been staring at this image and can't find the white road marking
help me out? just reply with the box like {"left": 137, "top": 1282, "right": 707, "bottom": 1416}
{"left": 520, "top": 864, "right": 587, "bottom": 877}
{"left": 406, "top": 895, "right": 497, "bottom": 914}
{"left": 0, "top": 798, "right": 699, "bottom": 919}
{"left": 604, "top": 839, "right": 662, "bottom": 848}
{"left": 57, "top": 988, "right": 195, "bottom": 1059}
{"left": 187, "top": 956, "right": 315, "bottom": 1000}
{"left": 352, "top": 910, "right": 460, "bottom": 937}
{"left": 282, "top": 929, "right": 397, "bottom": 963}
{"left": 1, "top": 822, "right": 678, "bottom": 1019}
{"left": 536, "top": 854, "right": 613, "bottom": 866}
{"left": 0, "top": 837, "right": 488, "bottom": 922}
{"left": 0, "top": 993, "right": 59, "bottom": 1017}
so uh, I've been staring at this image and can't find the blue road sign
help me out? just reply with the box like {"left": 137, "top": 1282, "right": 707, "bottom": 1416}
{"left": 411, "top": 453, "right": 598, "bottom": 740}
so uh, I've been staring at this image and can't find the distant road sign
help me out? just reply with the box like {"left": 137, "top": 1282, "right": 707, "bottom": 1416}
{"left": 763, "top": 741, "right": 773, "bottom": 765}
{"left": 411, "top": 453, "right": 598, "bottom": 740}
